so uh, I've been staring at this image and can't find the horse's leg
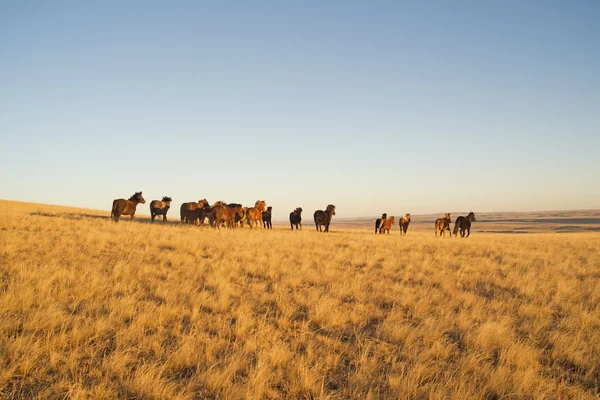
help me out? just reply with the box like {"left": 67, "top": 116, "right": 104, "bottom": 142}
{"left": 466, "top": 228, "right": 470, "bottom": 237}
{"left": 151, "top": 213, "right": 155, "bottom": 223}
{"left": 163, "top": 214, "right": 167, "bottom": 223}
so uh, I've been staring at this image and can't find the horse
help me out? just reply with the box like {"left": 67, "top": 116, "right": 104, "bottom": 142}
{"left": 225, "top": 203, "right": 246, "bottom": 227}
{"left": 435, "top": 213, "right": 452, "bottom": 237}
{"left": 150, "top": 196, "right": 172, "bottom": 223}
{"left": 262, "top": 206, "right": 273, "bottom": 229}
{"left": 375, "top": 213, "right": 388, "bottom": 234}
{"left": 206, "top": 204, "right": 236, "bottom": 230}
{"left": 399, "top": 213, "right": 411, "bottom": 235}
{"left": 314, "top": 204, "right": 336, "bottom": 232}
{"left": 289, "top": 207, "right": 303, "bottom": 230}
{"left": 246, "top": 200, "right": 267, "bottom": 229}
{"left": 379, "top": 216, "right": 395, "bottom": 234}
{"left": 453, "top": 212, "right": 476, "bottom": 238}
{"left": 180, "top": 199, "right": 209, "bottom": 225}
{"left": 111, "top": 192, "right": 146, "bottom": 222}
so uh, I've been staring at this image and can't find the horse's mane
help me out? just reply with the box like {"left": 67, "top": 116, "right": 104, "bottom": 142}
{"left": 128, "top": 192, "right": 142, "bottom": 201}
{"left": 162, "top": 196, "right": 172, "bottom": 202}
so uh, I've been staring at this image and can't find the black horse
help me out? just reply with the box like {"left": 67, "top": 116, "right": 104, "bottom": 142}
{"left": 314, "top": 205, "right": 336, "bottom": 233}
{"left": 375, "top": 213, "right": 387, "bottom": 234}
{"left": 453, "top": 212, "right": 476, "bottom": 237}
{"left": 289, "top": 207, "right": 303, "bottom": 230}
{"left": 262, "top": 206, "right": 273, "bottom": 229}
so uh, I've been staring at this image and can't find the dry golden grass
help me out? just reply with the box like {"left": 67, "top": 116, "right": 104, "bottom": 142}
{"left": 1, "top": 200, "right": 599, "bottom": 399}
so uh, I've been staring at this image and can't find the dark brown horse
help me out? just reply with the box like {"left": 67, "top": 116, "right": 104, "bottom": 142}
{"left": 453, "top": 212, "right": 476, "bottom": 238}
{"left": 435, "top": 213, "right": 452, "bottom": 237}
{"left": 262, "top": 206, "right": 273, "bottom": 229}
{"left": 314, "top": 205, "right": 336, "bottom": 232}
{"left": 399, "top": 213, "right": 411, "bottom": 235}
{"left": 379, "top": 216, "right": 395, "bottom": 234}
{"left": 289, "top": 207, "right": 303, "bottom": 230}
{"left": 375, "top": 213, "right": 388, "bottom": 234}
{"left": 150, "top": 196, "right": 172, "bottom": 223}
{"left": 246, "top": 200, "right": 267, "bottom": 229}
{"left": 180, "top": 199, "right": 209, "bottom": 225}
{"left": 111, "top": 192, "right": 146, "bottom": 222}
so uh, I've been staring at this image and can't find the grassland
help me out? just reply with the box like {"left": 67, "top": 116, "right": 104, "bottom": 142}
{"left": 1, "top": 200, "right": 599, "bottom": 399}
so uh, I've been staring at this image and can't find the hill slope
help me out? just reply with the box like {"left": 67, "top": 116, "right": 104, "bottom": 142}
{"left": 1, "top": 201, "right": 599, "bottom": 398}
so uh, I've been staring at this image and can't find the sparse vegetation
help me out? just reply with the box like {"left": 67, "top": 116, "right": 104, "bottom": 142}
{"left": 1, "top": 201, "right": 599, "bottom": 399}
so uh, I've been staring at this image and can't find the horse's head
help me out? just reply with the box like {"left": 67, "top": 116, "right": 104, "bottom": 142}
{"left": 389, "top": 216, "right": 395, "bottom": 224}
{"left": 296, "top": 207, "right": 303, "bottom": 214}
{"left": 468, "top": 212, "right": 476, "bottom": 221}
{"left": 327, "top": 205, "right": 336, "bottom": 215}
{"left": 131, "top": 191, "right": 146, "bottom": 204}
{"left": 255, "top": 200, "right": 266, "bottom": 211}
{"left": 162, "top": 196, "right": 172, "bottom": 206}
{"left": 266, "top": 206, "right": 273, "bottom": 212}
{"left": 406, "top": 213, "right": 411, "bottom": 221}
{"left": 445, "top": 213, "right": 451, "bottom": 222}
{"left": 382, "top": 213, "right": 387, "bottom": 219}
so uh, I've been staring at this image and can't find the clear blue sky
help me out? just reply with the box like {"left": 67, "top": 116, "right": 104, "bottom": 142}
{"left": 1, "top": 1, "right": 598, "bottom": 218}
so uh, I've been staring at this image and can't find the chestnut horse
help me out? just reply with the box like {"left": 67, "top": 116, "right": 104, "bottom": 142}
{"left": 206, "top": 204, "right": 237, "bottom": 229}
{"left": 111, "top": 192, "right": 146, "bottom": 222}
{"left": 150, "top": 196, "right": 172, "bottom": 223}
{"left": 453, "top": 212, "right": 476, "bottom": 238}
{"left": 226, "top": 203, "right": 246, "bottom": 227}
{"left": 246, "top": 200, "right": 267, "bottom": 229}
{"left": 435, "top": 213, "right": 452, "bottom": 237}
{"left": 379, "top": 216, "right": 395, "bottom": 234}
{"left": 375, "top": 213, "right": 388, "bottom": 234}
{"left": 399, "top": 213, "right": 411, "bottom": 235}
{"left": 314, "top": 204, "right": 336, "bottom": 232}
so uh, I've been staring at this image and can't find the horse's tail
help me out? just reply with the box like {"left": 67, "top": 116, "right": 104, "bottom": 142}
{"left": 180, "top": 204, "right": 186, "bottom": 224}
{"left": 453, "top": 220, "right": 460, "bottom": 236}
{"left": 110, "top": 200, "right": 117, "bottom": 218}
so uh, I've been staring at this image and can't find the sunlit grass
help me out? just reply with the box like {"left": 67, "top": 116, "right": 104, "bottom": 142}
{"left": 1, "top": 200, "right": 599, "bottom": 399}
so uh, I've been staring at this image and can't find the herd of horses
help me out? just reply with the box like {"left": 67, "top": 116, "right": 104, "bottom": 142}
{"left": 374, "top": 212, "right": 476, "bottom": 237}
{"left": 110, "top": 192, "right": 336, "bottom": 232}
{"left": 111, "top": 192, "right": 475, "bottom": 237}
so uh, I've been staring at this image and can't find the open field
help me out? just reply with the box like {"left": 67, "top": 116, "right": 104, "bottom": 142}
{"left": 1, "top": 200, "right": 599, "bottom": 399}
